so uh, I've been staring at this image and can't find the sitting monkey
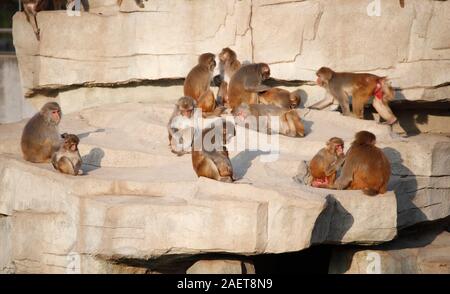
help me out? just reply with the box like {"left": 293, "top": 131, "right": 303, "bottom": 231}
{"left": 309, "top": 137, "right": 345, "bottom": 188}
{"left": 167, "top": 96, "right": 197, "bottom": 156}
{"left": 52, "top": 133, "right": 83, "bottom": 176}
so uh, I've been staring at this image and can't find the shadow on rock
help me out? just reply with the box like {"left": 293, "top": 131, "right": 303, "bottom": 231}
{"left": 77, "top": 128, "right": 106, "bottom": 139}
{"left": 81, "top": 147, "right": 105, "bottom": 173}
{"left": 231, "top": 150, "right": 270, "bottom": 179}
{"left": 383, "top": 147, "right": 427, "bottom": 230}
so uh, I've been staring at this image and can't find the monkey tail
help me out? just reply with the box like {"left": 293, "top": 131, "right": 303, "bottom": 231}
{"left": 363, "top": 188, "right": 379, "bottom": 196}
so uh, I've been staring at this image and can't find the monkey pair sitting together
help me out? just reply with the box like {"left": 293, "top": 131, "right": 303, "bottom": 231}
{"left": 304, "top": 131, "right": 391, "bottom": 196}
{"left": 167, "top": 96, "right": 236, "bottom": 183}
{"left": 21, "top": 102, "right": 82, "bottom": 176}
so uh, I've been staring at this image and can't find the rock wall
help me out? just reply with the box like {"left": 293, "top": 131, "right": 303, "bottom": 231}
{"left": 13, "top": 0, "right": 450, "bottom": 103}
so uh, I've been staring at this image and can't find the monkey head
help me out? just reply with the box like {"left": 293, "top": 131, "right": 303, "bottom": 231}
{"left": 41, "top": 102, "right": 62, "bottom": 125}
{"left": 232, "top": 103, "right": 250, "bottom": 121}
{"left": 316, "top": 67, "right": 334, "bottom": 87}
{"left": 177, "top": 96, "right": 196, "bottom": 118}
{"left": 61, "top": 133, "right": 80, "bottom": 152}
{"left": 353, "top": 131, "right": 376, "bottom": 146}
{"left": 327, "top": 137, "right": 344, "bottom": 156}
{"left": 379, "top": 77, "right": 395, "bottom": 101}
{"left": 290, "top": 93, "right": 301, "bottom": 109}
{"left": 219, "top": 47, "right": 236, "bottom": 63}
{"left": 259, "top": 63, "right": 271, "bottom": 80}
{"left": 198, "top": 53, "right": 216, "bottom": 71}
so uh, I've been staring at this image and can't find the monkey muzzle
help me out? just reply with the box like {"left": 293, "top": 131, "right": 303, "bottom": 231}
{"left": 316, "top": 77, "right": 324, "bottom": 87}
{"left": 336, "top": 144, "right": 344, "bottom": 155}
{"left": 181, "top": 109, "right": 193, "bottom": 117}
{"left": 52, "top": 110, "right": 61, "bottom": 123}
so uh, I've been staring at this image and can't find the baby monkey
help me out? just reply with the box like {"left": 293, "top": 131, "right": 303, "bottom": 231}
{"left": 309, "top": 137, "right": 345, "bottom": 188}
{"left": 52, "top": 133, "right": 83, "bottom": 176}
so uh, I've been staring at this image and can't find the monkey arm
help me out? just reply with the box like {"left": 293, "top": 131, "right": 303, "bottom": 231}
{"left": 330, "top": 164, "right": 352, "bottom": 190}
{"left": 244, "top": 80, "right": 271, "bottom": 93}
{"left": 324, "top": 155, "right": 345, "bottom": 176}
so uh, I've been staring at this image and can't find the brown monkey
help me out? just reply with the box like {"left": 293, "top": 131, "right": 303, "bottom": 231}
{"left": 21, "top": 102, "right": 62, "bottom": 163}
{"left": 232, "top": 103, "right": 305, "bottom": 137}
{"left": 309, "top": 137, "right": 345, "bottom": 188}
{"left": 314, "top": 67, "right": 397, "bottom": 125}
{"left": 216, "top": 47, "right": 242, "bottom": 106}
{"left": 184, "top": 53, "right": 219, "bottom": 114}
{"left": 52, "top": 133, "right": 82, "bottom": 176}
{"left": 228, "top": 63, "right": 271, "bottom": 110}
{"left": 117, "top": 0, "right": 148, "bottom": 8}
{"left": 331, "top": 131, "right": 391, "bottom": 196}
{"left": 259, "top": 88, "right": 301, "bottom": 109}
{"left": 192, "top": 120, "right": 235, "bottom": 183}
{"left": 167, "top": 96, "right": 197, "bottom": 156}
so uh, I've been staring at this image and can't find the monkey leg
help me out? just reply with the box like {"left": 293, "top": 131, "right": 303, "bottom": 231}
{"left": 373, "top": 98, "right": 397, "bottom": 125}
{"left": 290, "top": 111, "right": 305, "bottom": 137}
{"left": 351, "top": 92, "right": 370, "bottom": 119}
{"left": 334, "top": 90, "right": 351, "bottom": 116}
{"left": 56, "top": 157, "right": 76, "bottom": 175}
{"left": 198, "top": 90, "right": 216, "bottom": 113}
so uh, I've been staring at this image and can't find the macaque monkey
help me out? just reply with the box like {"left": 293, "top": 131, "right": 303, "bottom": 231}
{"left": 313, "top": 67, "right": 397, "bottom": 125}
{"left": 309, "top": 137, "right": 345, "bottom": 188}
{"left": 192, "top": 120, "right": 235, "bottom": 183}
{"left": 167, "top": 96, "right": 197, "bottom": 156}
{"left": 228, "top": 63, "right": 271, "bottom": 110}
{"left": 331, "top": 131, "right": 391, "bottom": 196}
{"left": 216, "top": 47, "right": 241, "bottom": 106}
{"left": 259, "top": 88, "right": 301, "bottom": 109}
{"left": 117, "top": 0, "right": 148, "bottom": 8}
{"left": 184, "top": 53, "right": 221, "bottom": 115}
{"left": 52, "top": 133, "right": 83, "bottom": 176}
{"left": 22, "top": 0, "right": 49, "bottom": 41}
{"left": 21, "top": 102, "right": 62, "bottom": 163}
{"left": 232, "top": 103, "right": 305, "bottom": 137}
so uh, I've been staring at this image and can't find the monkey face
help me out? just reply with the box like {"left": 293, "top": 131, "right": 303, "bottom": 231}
{"left": 41, "top": 102, "right": 62, "bottom": 125}
{"left": 177, "top": 96, "right": 196, "bottom": 118}
{"left": 335, "top": 143, "right": 344, "bottom": 155}
{"left": 316, "top": 67, "right": 333, "bottom": 87}
{"left": 260, "top": 64, "right": 271, "bottom": 80}
{"left": 290, "top": 96, "right": 301, "bottom": 109}
{"left": 61, "top": 133, "right": 80, "bottom": 151}
{"left": 180, "top": 107, "right": 194, "bottom": 118}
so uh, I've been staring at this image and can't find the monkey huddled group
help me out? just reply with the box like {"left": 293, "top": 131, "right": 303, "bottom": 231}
{"left": 20, "top": 47, "right": 393, "bottom": 195}
{"left": 166, "top": 48, "right": 394, "bottom": 195}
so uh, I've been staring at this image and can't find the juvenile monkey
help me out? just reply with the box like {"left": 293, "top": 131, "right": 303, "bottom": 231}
{"left": 331, "top": 131, "right": 391, "bottom": 196}
{"left": 216, "top": 47, "right": 242, "bottom": 106}
{"left": 52, "top": 133, "right": 82, "bottom": 176}
{"left": 21, "top": 102, "right": 62, "bottom": 163}
{"left": 117, "top": 0, "right": 148, "bottom": 8}
{"left": 313, "top": 67, "right": 397, "bottom": 125}
{"left": 167, "top": 96, "right": 197, "bottom": 156}
{"left": 228, "top": 63, "right": 271, "bottom": 110}
{"left": 184, "top": 53, "right": 219, "bottom": 114}
{"left": 233, "top": 103, "right": 305, "bottom": 137}
{"left": 192, "top": 120, "right": 235, "bottom": 183}
{"left": 309, "top": 137, "right": 345, "bottom": 188}
{"left": 259, "top": 88, "right": 301, "bottom": 109}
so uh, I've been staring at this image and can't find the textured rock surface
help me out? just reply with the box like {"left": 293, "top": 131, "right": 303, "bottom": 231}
{"left": 329, "top": 218, "right": 450, "bottom": 274}
{"left": 12, "top": 0, "right": 450, "bottom": 103}
{"left": 0, "top": 101, "right": 448, "bottom": 273}
{"left": 186, "top": 260, "right": 255, "bottom": 274}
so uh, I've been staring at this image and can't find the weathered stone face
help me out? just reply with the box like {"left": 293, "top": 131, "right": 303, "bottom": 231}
{"left": 12, "top": 0, "right": 450, "bottom": 102}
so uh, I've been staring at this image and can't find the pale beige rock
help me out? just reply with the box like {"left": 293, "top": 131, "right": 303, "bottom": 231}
{"left": 11, "top": 0, "right": 450, "bottom": 103}
{"left": 187, "top": 260, "right": 255, "bottom": 274}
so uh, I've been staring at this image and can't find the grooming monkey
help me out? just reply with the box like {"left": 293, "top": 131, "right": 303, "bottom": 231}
{"left": 21, "top": 102, "right": 62, "bottom": 163}
{"left": 309, "top": 137, "right": 345, "bottom": 188}
{"left": 227, "top": 63, "right": 271, "bottom": 110}
{"left": 52, "top": 133, "right": 83, "bottom": 176}
{"left": 259, "top": 88, "right": 301, "bottom": 109}
{"left": 233, "top": 103, "right": 305, "bottom": 137}
{"left": 184, "top": 53, "right": 224, "bottom": 116}
{"left": 167, "top": 96, "right": 197, "bottom": 156}
{"left": 216, "top": 47, "right": 242, "bottom": 106}
{"left": 331, "top": 131, "right": 391, "bottom": 196}
{"left": 192, "top": 120, "right": 235, "bottom": 183}
{"left": 312, "top": 67, "right": 397, "bottom": 125}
